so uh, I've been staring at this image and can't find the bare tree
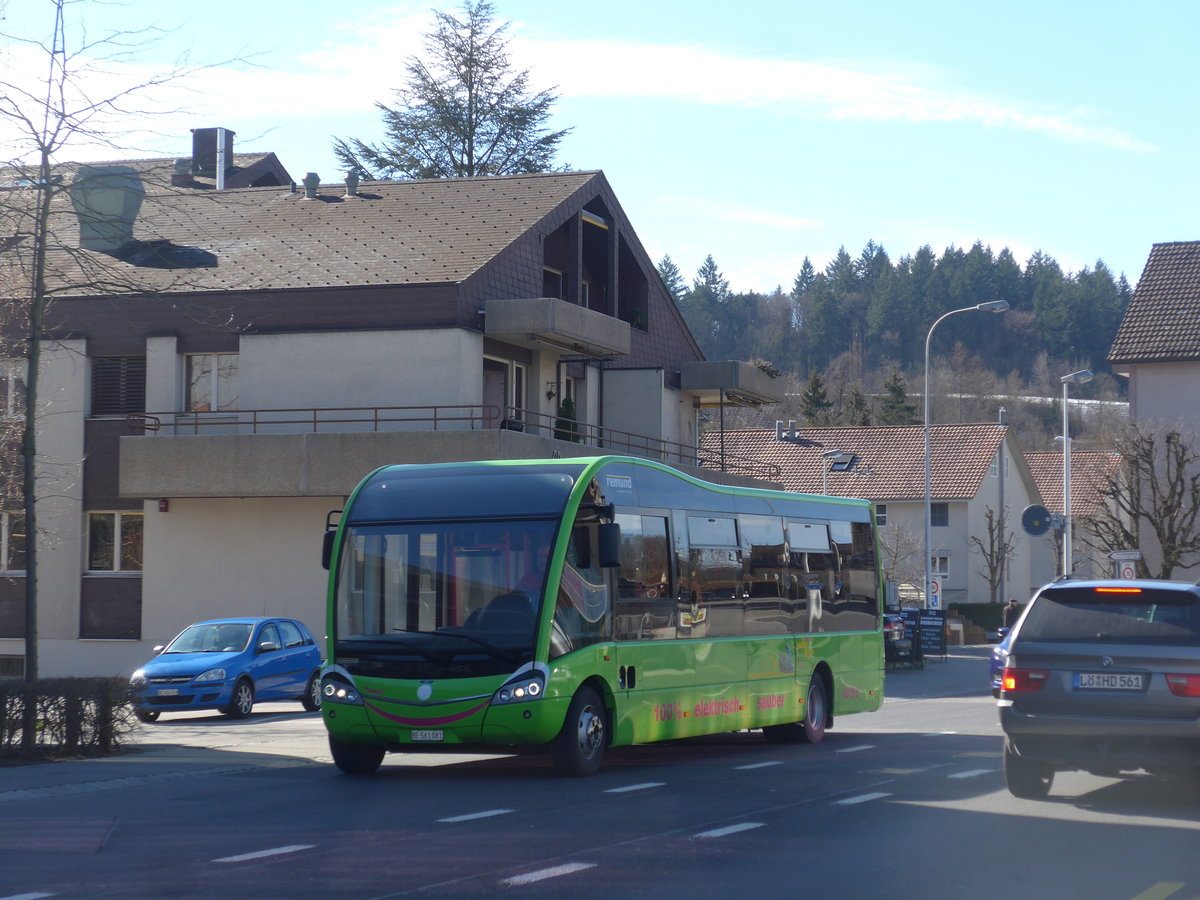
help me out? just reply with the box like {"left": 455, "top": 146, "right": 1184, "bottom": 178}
{"left": 0, "top": 1, "right": 230, "bottom": 690}
{"left": 1083, "top": 423, "right": 1200, "bottom": 579}
{"left": 877, "top": 518, "right": 924, "bottom": 603}
{"left": 969, "top": 506, "right": 1016, "bottom": 603}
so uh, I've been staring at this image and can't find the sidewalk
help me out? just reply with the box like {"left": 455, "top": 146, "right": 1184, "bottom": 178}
{"left": 883, "top": 643, "right": 994, "bottom": 701}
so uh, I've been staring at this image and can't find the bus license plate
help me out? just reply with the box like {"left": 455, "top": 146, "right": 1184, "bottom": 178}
{"left": 411, "top": 729, "right": 444, "bottom": 742}
{"left": 1073, "top": 672, "right": 1144, "bottom": 691}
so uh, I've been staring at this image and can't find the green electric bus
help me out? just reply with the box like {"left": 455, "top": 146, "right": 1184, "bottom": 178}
{"left": 319, "top": 456, "right": 884, "bottom": 776}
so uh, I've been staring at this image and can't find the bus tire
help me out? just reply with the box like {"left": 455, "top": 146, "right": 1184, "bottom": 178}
{"left": 329, "top": 736, "right": 385, "bottom": 775}
{"left": 551, "top": 686, "right": 607, "bottom": 776}
{"left": 800, "top": 677, "right": 828, "bottom": 744}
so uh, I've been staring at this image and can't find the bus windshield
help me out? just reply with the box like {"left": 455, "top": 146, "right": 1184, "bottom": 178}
{"left": 334, "top": 520, "right": 558, "bottom": 678}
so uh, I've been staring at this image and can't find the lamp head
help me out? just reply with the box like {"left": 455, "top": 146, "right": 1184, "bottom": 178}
{"left": 977, "top": 299, "right": 1009, "bottom": 312}
{"left": 1061, "top": 368, "right": 1094, "bottom": 385}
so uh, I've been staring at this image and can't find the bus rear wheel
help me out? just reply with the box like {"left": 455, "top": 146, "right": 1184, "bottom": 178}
{"left": 329, "top": 736, "right": 385, "bottom": 775}
{"left": 551, "top": 686, "right": 607, "bottom": 776}
{"left": 800, "top": 677, "right": 828, "bottom": 744}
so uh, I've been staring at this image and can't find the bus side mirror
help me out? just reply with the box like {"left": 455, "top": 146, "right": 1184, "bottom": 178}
{"left": 598, "top": 522, "right": 621, "bottom": 568}
{"left": 322, "top": 530, "right": 335, "bottom": 571}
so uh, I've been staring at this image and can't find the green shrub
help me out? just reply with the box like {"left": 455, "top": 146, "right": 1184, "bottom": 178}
{"left": 0, "top": 676, "right": 135, "bottom": 759}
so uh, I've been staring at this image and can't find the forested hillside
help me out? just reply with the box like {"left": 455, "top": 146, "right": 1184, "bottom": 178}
{"left": 658, "top": 241, "right": 1133, "bottom": 450}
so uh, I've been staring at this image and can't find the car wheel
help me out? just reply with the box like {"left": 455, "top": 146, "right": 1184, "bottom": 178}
{"left": 135, "top": 709, "right": 160, "bottom": 723}
{"left": 301, "top": 673, "right": 322, "bottom": 712}
{"left": 551, "top": 686, "right": 607, "bottom": 776}
{"left": 222, "top": 678, "right": 255, "bottom": 719}
{"left": 1004, "top": 739, "right": 1053, "bottom": 799}
{"left": 800, "top": 676, "right": 828, "bottom": 744}
{"left": 329, "top": 736, "right": 385, "bottom": 775}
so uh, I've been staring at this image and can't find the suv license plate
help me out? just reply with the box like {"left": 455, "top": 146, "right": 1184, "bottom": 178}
{"left": 1073, "top": 672, "right": 1144, "bottom": 691}
{"left": 411, "top": 729, "right": 444, "bottom": 742}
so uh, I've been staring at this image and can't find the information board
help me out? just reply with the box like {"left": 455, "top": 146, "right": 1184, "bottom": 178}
{"left": 899, "top": 608, "right": 946, "bottom": 660}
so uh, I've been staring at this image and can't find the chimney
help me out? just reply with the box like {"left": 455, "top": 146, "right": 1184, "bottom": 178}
{"left": 69, "top": 166, "right": 145, "bottom": 252}
{"left": 302, "top": 173, "right": 320, "bottom": 199}
{"left": 190, "top": 127, "right": 235, "bottom": 178}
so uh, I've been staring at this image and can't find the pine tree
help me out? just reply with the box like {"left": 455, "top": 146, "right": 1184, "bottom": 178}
{"left": 332, "top": 1, "right": 571, "bottom": 179}
{"left": 878, "top": 369, "right": 919, "bottom": 425}
{"left": 846, "top": 387, "right": 872, "bottom": 426}
{"left": 799, "top": 373, "right": 833, "bottom": 426}
{"left": 656, "top": 254, "right": 686, "bottom": 303}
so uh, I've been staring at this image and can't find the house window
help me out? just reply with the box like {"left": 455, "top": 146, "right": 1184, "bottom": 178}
{"left": 874, "top": 504, "right": 888, "bottom": 527}
{"left": 0, "top": 359, "right": 25, "bottom": 419}
{"left": 932, "top": 555, "right": 950, "bottom": 578}
{"left": 186, "top": 354, "right": 238, "bottom": 412}
{"left": 91, "top": 356, "right": 146, "bottom": 417}
{"left": 87, "top": 512, "right": 143, "bottom": 572}
{"left": 990, "top": 456, "right": 1000, "bottom": 478}
{"left": 1, "top": 511, "right": 25, "bottom": 572}
{"left": 931, "top": 503, "right": 949, "bottom": 527}
{"left": 542, "top": 267, "right": 564, "bottom": 300}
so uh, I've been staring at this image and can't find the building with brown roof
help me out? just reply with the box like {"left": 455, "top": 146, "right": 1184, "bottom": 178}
{"left": 0, "top": 128, "right": 781, "bottom": 677}
{"left": 1023, "top": 450, "right": 1122, "bottom": 578}
{"left": 1108, "top": 240, "right": 1200, "bottom": 574}
{"left": 702, "top": 423, "right": 1053, "bottom": 605}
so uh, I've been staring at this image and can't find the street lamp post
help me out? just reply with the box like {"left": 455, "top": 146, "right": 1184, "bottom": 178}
{"left": 1060, "top": 368, "right": 1094, "bottom": 577}
{"left": 821, "top": 449, "right": 845, "bottom": 495}
{"left": 924, "top": 300, "right": 1009, "bottom": 608}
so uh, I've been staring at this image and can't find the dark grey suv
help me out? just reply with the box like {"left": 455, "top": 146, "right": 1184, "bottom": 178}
{"left": 999, "top": 579, "right": 1200, "bottom": 799}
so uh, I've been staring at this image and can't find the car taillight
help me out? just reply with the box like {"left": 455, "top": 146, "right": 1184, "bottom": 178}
{"left": 1002, "top": 667, "right": 1049, "bottom": 692}
{"left": 1165, "top": 674, "right": 1200, "bottom": 697}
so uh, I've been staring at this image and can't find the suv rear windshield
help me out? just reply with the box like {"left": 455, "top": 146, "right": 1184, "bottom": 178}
{"left": 1019, "top": 586, "right": 1200, "bottom": 646}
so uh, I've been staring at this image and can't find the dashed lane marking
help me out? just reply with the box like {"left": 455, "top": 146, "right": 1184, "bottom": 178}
{"left": 437, "top": 809, "right": 514, "bottom": 823}
{"left": 213, "top": 844, "right": 314, "bottom": 863}
{"left": 694, "top": 822, "right": 765, "bottom": 839}
{"left": 500, "top": 863, "right": 597, "bottom": 886}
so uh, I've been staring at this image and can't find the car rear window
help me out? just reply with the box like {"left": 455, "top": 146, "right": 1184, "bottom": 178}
{"left": 1018, "top": 586, "right": 1200, "bottom": 646}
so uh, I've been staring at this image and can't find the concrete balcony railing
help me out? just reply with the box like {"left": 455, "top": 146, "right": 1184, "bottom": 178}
{"left": 118, "top": 404, "right": 780, "bottom": 500}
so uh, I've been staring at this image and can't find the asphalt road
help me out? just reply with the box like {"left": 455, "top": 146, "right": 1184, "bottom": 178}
{"left": 3, "top": 647, "right": 1199, "bottom": 900}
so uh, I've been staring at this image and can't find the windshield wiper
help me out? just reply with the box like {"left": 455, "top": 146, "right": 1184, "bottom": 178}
{"left": 396, "top": 628, "right": 522, "bottom": 663}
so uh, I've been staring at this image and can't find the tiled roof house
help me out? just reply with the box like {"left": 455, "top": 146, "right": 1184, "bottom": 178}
{"left": 702, "top": 424, "right": 1052, "bottom": 605}
{"left": 1024, "top": 450, "right": 1122, "bottom": 578}
{"left": 0, "top": 128, "right": 782, "bottom": 678}
{"left": 1108, "top": 240, "right": 1200, "bottom": 573}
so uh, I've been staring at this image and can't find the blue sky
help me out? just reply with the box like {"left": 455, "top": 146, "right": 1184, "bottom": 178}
{"left": 3, "top": 0, "right": 1196, "bottom": 293}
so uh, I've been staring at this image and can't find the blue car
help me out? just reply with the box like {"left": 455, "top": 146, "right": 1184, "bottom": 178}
{"left": 129, "top": 617, "right": 323, "bottom": 722}
{"left": 990, "top": 629, "right": 1012, "bottom": 697}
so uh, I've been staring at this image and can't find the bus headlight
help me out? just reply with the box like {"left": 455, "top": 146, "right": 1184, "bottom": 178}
{"left": 493, "top": 674, "right": 544, "bottom": 705}
{"left": 321, "top": 674, "right": 363, "bottom": 705}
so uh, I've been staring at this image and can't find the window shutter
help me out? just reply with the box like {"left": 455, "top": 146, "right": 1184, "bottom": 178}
{"left": 91, "top": 357, "right": 146, "bottom": 416}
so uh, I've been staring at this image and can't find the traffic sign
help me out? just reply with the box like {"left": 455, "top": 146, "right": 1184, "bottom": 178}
{"left": 1120, "top": 563, "right": 1136, "bottom": 580}
{"left": 1022, "top": 504, "right": 1051, "bottom": 536}
{"left": 928, "top": 577, "right": 941, "bottom": 609}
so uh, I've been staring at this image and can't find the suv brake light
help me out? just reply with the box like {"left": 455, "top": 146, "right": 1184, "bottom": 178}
{"left": 1002, "top": 667, "right": 1049, "bottom": 692}
{"left": 1165, "top": 674, "right": 1200, "bottom": 697}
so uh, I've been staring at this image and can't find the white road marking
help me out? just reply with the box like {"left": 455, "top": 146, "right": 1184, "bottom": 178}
{"left": 949, "top": 769, "right": 992, "bottom": 780}
{"left": 437, "top": 808, "right": 514, "bottom": 822}
{"left": 500, "top": 862, "right": 596, "bottom": 886}
{"left": 835, "top": 792, "right": 892, "bottom": 806}
{"left": 2, "top": 893, "right": 57, "bottom": 900}
{"left": 735, "top": 761, "right": 784, "bottom": 770}
{"left": 213, "top": 844, "right": 314, "bottom": 863}
{"left": 694, "top": 822, "right": 765, "bottom": 839}
{"left": 604, "top": 782, "right": 665, "bottom": 793}
{"left": 836, "top": 744, "right": 875, "bottom": 753}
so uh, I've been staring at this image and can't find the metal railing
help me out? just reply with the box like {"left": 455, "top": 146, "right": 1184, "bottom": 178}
{"left": 128, "top": 405, "right": 498, "bottom": 436}
{"left": 125, "top": 403, "right": 780, "bottom": 481}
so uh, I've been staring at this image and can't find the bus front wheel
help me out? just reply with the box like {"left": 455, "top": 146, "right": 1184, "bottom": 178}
{"left": 551, "top": 686, "right": 607, "bottom": 776}
{"left": 329, "top": 736, "right": 385, "bottom": 775}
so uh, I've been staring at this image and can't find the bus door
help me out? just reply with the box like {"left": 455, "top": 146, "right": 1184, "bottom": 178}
{"left": 611, "top": 512, "right": 695, "bottom": 743}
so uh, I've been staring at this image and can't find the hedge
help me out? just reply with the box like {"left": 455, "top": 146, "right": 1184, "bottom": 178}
{"left": 0, "top": 677, "right": 136, "bottom": 759}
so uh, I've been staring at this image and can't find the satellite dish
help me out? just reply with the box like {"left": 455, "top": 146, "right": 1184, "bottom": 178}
{"left": 1022, "top": 504, "right": 1051, "bottom": 536}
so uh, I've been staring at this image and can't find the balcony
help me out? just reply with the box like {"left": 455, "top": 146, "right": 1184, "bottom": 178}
{"left": 118, "top": 404, "right": 779, "bottom": 500}
{"left": 484, "top": 297, "right": 631, "bottom": 360}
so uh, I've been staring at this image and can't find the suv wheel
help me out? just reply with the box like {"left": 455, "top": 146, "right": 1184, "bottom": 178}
{"left": 1004, "top": 739, "right": 1053, "bottom": 799}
